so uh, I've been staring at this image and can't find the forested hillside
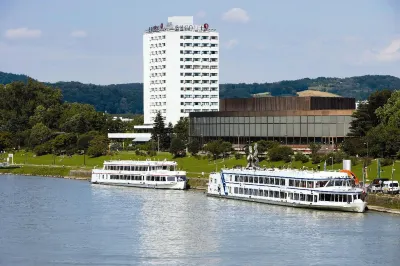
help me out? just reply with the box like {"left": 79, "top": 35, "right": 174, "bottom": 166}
{"left": 1, "top": 71, "right": 399, "bottom": 114}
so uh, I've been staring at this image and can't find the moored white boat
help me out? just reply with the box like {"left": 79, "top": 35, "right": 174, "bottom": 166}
{"left": 207, "top": 144, "right": 367, "bottom": 213}
{"left": 91, "top": 160, "right": 187, "bottom": 190}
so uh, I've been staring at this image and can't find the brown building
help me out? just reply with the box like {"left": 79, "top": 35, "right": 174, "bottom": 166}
{"left": 189, "top": 96, "right": 355, "bottom": 147}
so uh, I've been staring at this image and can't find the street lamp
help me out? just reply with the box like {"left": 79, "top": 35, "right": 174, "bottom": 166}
{"left": 329, "top": 156, "right": 333, "bottom": 170}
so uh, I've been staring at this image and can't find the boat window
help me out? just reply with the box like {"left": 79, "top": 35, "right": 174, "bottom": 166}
{"left": 239, "top": 175, "right": 243, "bottom": 182}
{"left": 280, "top": 192, "right": 285, "bottom": 199}
{"left": 239, "top": 188, "right": 244, "bottom": 194}
{"left": 334, "top": 180, "right": 342, "bottom": 186}
{"left": 280, "top": 179, "right": 285, "bottom": 186}
{"left": 146, "top": 176, "right": 150, "bottom": 181}
{"left": 177, "top": 176, "right": 186, "bottom": 181}
{"left": 155, "top": 176, "right": 160, "bottom": 181}
{"left": 254, "top": 176, "right": 258, "bottom": 183}
{"left": 289, "top": 179, "right": 294, "bottom": 186}
{"left": 253, "top": 189, "right": 257, "bottom": 196}
{"left": 249, "top": 176, "right": 253, "bottom": 183}
{"left": 258, "top": 189, "right": 263, "bottom": 196}
{"left": 300, "top": 194, "right": 305, "bottom": 201}
{"left": 244, "top": 188, "right": 249, "bottom": 195}
{"left": 244, "top": 176, "right": 248, "bottom": 183}
{"left": 260, "top": 177, "right": 265, "bottom": 184}
{"left": 167, "top": 176, "right": 176, "bottom": 181}
{"left": 314, "top": 195, "right": 317, "bottom": 202}
{"left": 235, "top": 175, "right": 239, "bottom": 182}
{"left": 288, "top": 193, "right": 293, "bottom": 200}
{"left": 295, "top": 180, "right": 300, "bottom": 187}
{"left": 270, "top": 178, "right": 275, "bottom": 185}
{"left": 263, "top": 190, "right": 268, "bottom": 197}
{"left": 306, "top": 195, "right": 312, "bottom": 202}
{"left": 294, "top": 193, "right": 299, "bottom": 200}
{"left": 234, "top": 187, "right": 238, "bottom": 194}
{"left": 326, "top": 180, "right": 334, "bottom": 187}
{"left": 307, "top": 181, "right": 314, "bottom": 188}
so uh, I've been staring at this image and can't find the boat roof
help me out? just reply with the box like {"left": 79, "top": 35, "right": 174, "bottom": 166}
{"left": 104, "top": 160, "right": 177, "bottom": 166}
{"left": 221, "top": 168, "right": 349, "bottom": 179}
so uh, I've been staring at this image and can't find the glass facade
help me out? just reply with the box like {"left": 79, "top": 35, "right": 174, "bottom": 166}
{"left": 189, "top": 115, "right": 353, "bottom": 144}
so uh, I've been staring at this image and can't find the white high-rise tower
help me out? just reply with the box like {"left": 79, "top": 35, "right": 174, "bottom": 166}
{"left": 143, "top": 16, "right": 219, "bottom": 125}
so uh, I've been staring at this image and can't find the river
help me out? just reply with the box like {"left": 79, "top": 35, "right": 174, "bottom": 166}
{"left": 0, "top": 175, "right": 399, "bottom": 266}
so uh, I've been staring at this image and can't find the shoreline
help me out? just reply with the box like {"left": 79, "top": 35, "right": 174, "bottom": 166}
{"left": 2, "top": 172, "right": 400, "bottom": 214}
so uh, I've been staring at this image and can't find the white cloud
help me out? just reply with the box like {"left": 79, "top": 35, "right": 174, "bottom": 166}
{"left": 70, "top": 30, "right": 87, "bottom": 38}
{"left": 196, "top": 10, "right": 206, "bottom": 18}
{"left": 225, "top": 39, "right": 238, "bottom": 49}
{"left": 362, "top": 38, "right": 400, "bottom": 62}
{"left": 5, "top": 27, "right": 42, "bottom": 39}
{"left": 222, "top": 8, "right": 249, "bottom": 23}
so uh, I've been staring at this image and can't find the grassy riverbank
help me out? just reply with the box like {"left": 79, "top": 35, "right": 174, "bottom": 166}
{"left": 3, "top": 151, "right": 400, "bottom": 182}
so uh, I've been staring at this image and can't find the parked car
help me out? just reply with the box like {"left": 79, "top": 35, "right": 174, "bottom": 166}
{"left": 382, "top": 181, "right": 399, "bottom": 194}
{"left": 368, "top": 178, "right": 389, "bottom": 193}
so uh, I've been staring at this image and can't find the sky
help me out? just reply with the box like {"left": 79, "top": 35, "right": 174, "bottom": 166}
{"left": 1, "top": 0, "right": 400, "bottom": 85}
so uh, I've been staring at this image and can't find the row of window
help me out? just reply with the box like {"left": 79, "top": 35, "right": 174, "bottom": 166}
{"left": 181, "top": 62, "right": 218, "bottom": 68}
{"left": 150, "top": 35, "right": 166, "bottom": 41}
{"left": 229, "top": 186, "right": 360, "bottom": 203}
{"left": 150, "top": 50, "right": 166, "bottom": 55}
{"left": 181, "top": 109, "right": 218, "bottom": 113}
{"left": 180, "top": 87, "right": 218, "bottom": 92}
{"left": 181, "top": 102, "right": 218, "bottom": 106}
{"left": 230, "top": 175, "right": 353, "bottom": 188}
{"left": 180, "top": 73, "right": 218, "bottom": 77}
{"left": 180, "top": 80, "right": 218, "bottom": 84}
{"left": 180, "top": 95, "right": 218, "bottom": 99}
{"left": 109, "top": 175, "right": 176, "bottom": 182}
{"left": 192, "top": 116, "right": 353, "bottom": 124}
{"left": 180, "top": 43, "right": 218, "bottom": 47}
{"left": 105, "top": 165, "right": 173, "bottom": 171}
{"left": 150, "top": 58, "right": 166, "bottom": 63}
{"left": 180, "top": 35, "right": 218, "bottom": 40}
{"left": 150, "top": 43, "right": 166, "bottom": 48}
{"left": 180, "top": 50, "right": 218, "bottom": 55}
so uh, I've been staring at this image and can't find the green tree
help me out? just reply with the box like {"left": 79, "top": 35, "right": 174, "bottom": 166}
{"left": 87, "top": 135, "right": 109, "bottom": 157}
{"left": 187, "top": 138, "right": 201, "bottom": 155}
{"left": 205, "top": 140, "right": 232, "bottom": 159}
{"left": 376, "top": 90, "right": 400, "bottom": 127}
{"left": 268, "top": 145, "right": 294, "bottom": 162}
{"left": 309, "top": 142, "right": 321, "bottom": 156}
{"left": 0, "top": 132, "right": 12, "bottom": 151}
{"left": 29, "top": 123, "right": 52, "bottom": 147}
{"left": 151, "top": 112, "right": 168, "bottom": 151}
{"left": 257, "top": 140, "right": 278, "bottom": 154}
{"left": 52, "top": 133, "right": 78, "bottom": 155}
{"left": 170, "top": 137, "right": 186, "bottom": 157}
{"left": 173, "top": 117, "right": 189, "bottom": 144}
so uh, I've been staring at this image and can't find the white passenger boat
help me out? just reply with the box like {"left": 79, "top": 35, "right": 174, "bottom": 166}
{"left": 91, "top": 160, "right": 187, "bottom": 190}
{"left": 207, "top": 144, "right": 368, "bottom": 213}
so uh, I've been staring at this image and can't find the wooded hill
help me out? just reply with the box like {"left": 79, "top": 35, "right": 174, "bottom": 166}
{"left": 1, "top": 71, "right": 399, "bottom": 114}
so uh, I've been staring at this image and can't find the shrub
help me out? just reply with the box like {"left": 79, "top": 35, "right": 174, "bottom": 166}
{"left": 147, "top": 150, "right": 156, "bottom": 157}
{"left": 33, "top": 141, "right": 53, "bottom": 156}
{"left": 380, "top": 158, "right": 394, "bottom": 167}
{"left": 235, "top": 153, "right": 242, "bottom": 160}
{"left": 294, "top": 152, "right": 309, "bottom": 163}
{"left": 268, "top": 146, "right": 294, "bottom": 162}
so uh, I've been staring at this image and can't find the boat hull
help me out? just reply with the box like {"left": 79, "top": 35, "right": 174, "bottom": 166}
{"left": 92, "top": 181, "right": 187, "bottom": 190}
{"left": 207, "top": 193, "right": 367, "bottom": 213}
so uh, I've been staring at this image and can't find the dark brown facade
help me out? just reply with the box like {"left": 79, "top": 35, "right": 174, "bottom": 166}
{"left": 189, "top": 97, "right": 356, "bottom": 145}
{"left": 219, "top": 96, "right": 355, "bottom": 112}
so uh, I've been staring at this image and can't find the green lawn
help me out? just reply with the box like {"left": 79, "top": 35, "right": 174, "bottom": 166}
{"left": 2, "top": 151, "right": 400, "bottom": 182}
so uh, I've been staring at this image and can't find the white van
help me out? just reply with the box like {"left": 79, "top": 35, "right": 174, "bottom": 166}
{"left": 382, "top": 181, "right": 399, "bottom": 194}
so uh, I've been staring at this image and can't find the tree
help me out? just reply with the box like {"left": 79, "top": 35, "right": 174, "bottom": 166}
{"left": 348, "top": 90, "right": 393, "bottom": 137}
{"left": 87, "top": 135, "right": 109, "bottom": 157}
{"left": 187, "top": 138, "right": 201, "bottom": 155}
{"left": 29, "top": 123, "right": 52, "bottom": 147}
{"left": 151, "top": 111, "right": 168, "bottom": 151}
{"left": 170, "top": 137, "right": 186, "bottom": 157}
{"left": 376, "top": 90, "right": 400, "bottom": 128}
{"left": 268, "top": 145, "right": 294, "bottom": 162}
{"left": 205, "top": 139, "right": 232, "bottom": 159}
{"left": 257, "top": 140, "right": 279, "bottom": 154}
{"left": 173, "top": 117, "right": 189, "bottom": 144}
{"left": 52, "top": 133, "right": 78, "bottom": 155}
{"left": 0, "top": 132, "right": 12, "bottom": 151}
{"left": 309, "top": 142, "right": 321, "bottom": 156}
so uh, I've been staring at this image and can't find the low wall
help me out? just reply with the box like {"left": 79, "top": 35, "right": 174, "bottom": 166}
{"left": 367, "top": 194, "right": 400, "bottom": 210}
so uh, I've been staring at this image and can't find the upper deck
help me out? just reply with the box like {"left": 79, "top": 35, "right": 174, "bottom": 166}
{"left": 221, "top": 167, "right": 349, "bottom": 180}
{"left": 103, "top": 160, "right": 178, "bottom": 167}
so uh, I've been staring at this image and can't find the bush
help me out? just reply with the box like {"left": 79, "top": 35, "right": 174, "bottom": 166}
{"left": 311, "top": 155, "right": 322, "bottom": 164}
{"left": 380, "top": 158, "right": 394, "bottom": 167}
{"left": 235, "top": 153, "right": 242, "bottom": 160}
{"left": 268, "top": 146, "right": 294, "bottom": 162}
{"left": 294, "top": 152, "right": 309, "bottom": 163}
{"left": 33, "top": 141, "right": 53, "bottom": 156}
{"left": 147, "top": 150, "right": 157, "bottom": 157}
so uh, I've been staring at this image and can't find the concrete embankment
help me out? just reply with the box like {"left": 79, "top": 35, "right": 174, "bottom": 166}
{"left": 367, "top": 194, "right": 400, "bottom": 214}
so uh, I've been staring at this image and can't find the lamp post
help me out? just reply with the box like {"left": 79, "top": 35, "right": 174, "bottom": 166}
{"left": 329, "top": 156, "right": 333, "bottom": 170}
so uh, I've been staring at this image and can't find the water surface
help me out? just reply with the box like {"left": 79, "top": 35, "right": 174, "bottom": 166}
{"left": 0, "top": 175, "right": 399, "bottom": 265}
